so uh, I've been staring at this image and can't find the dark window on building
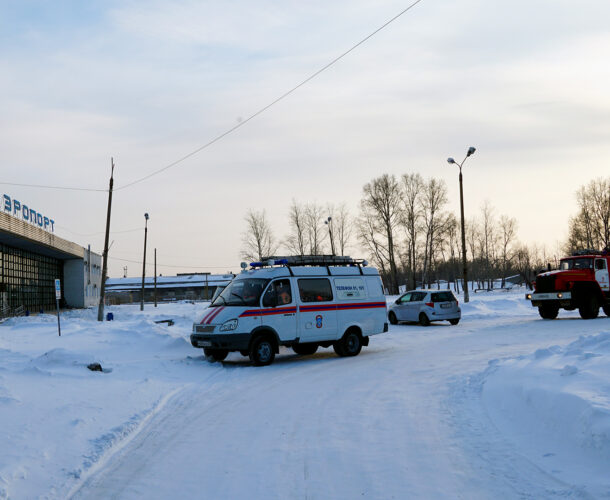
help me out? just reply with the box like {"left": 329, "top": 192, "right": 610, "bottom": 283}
{"left": 0, "top": 244, "right": 62, "bottom": 312}
{"left": 298, "top": 278, "right": 333, "bottom": 302}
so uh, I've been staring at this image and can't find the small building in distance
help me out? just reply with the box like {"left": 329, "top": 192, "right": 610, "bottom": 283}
{"left": 104, "top": 273, "right": 234, "bottom": 304}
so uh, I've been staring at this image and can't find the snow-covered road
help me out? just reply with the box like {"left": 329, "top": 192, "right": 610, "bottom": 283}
{"left": 1, "top": 292, "right": 609, "bottom": 499}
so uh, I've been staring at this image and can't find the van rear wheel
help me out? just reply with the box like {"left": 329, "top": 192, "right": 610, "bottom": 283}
{"left": 334, "top": 329, "right": 362, "bottom": 357}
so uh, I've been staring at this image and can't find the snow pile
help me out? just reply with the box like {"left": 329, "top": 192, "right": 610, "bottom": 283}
{"left": 481, "top": 332, "right": 610, "bottom": 496}
{"left": 0, "top": 303, "right": 208, "bottom": 499}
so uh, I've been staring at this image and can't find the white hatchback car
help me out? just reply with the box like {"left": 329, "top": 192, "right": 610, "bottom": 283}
{"left": 388, "top": 290, "right": 461, "bottom": 326}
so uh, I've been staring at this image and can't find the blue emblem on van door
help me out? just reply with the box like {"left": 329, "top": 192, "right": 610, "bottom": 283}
{"left": 315, "top": 315, "right": 323, "bottom": 328}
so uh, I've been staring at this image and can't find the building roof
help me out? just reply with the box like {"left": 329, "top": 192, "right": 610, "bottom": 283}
{"left": 105, "top": 274, "right": 234, "bottom": 291}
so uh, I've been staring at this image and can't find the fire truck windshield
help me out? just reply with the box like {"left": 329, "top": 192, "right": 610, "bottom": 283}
{"left": 560, "top": 258, "right": 593, "bottom": 270}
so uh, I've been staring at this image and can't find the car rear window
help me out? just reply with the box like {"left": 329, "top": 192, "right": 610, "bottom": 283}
{"left": 432, "top": 291, "right": 456, "bottom": 302}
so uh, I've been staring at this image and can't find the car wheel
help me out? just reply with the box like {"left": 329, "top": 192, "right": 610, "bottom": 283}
{"left": 204, "top": 348, "right": 228, "bottom": 362}
{"left": 249, "top": 336, "right": 275, "bottom": 366}
{"left": 419, "top": 313, "right": 430, "bottom": 327}
{"left": 449, "top": 318, "right": 459, "bottom": 325}
{"left": 538, "top": 304, "right": 559, "bottom": 320}
{"left": 578, "top": 294, "right": 599, "bottom": 320}
{"left": 388, "top": 311, "right": 398, "bottom": 325}
{"left": 293, "top": 343, "right": 318, "bottom": 355}
{"left": 334, "top": 329, "right": 362, "bottom": 357}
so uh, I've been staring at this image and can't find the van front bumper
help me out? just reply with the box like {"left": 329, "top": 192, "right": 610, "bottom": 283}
{"left": 190, "top": 333, "right": 251, "bottom": 350}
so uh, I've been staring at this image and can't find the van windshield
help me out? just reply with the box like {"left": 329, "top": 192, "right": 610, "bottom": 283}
{"left": 211, "top": 278, "right": 269, "bottom": 307}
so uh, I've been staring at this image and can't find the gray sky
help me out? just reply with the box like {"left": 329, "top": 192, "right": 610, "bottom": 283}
{"left": 2, "top": 0, "right": 610, "bottom": 277}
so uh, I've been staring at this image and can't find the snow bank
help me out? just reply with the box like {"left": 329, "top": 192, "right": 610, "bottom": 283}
{"left": 0, "top": 302, "right": 208, "bottom": 499}
{"left": 481, "top": 332, "right": 610, "bottom": 497}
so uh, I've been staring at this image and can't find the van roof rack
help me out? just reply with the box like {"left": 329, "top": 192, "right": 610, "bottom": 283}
{"left": 249, "top": 255, "right": 368, "bottom": 268}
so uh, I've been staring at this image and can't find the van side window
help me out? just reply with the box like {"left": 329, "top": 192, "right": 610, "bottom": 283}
{"left": 262, "top": 279, "right": 292, "bottom": 307}
{"left": 298, "top": 278, "right": 333, "bottom": 302}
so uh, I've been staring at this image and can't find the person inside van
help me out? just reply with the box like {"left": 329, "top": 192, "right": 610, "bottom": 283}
{"left": 276, "top": 280, "right": 292, "bottom": 304}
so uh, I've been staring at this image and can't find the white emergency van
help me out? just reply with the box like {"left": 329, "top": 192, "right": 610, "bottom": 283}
{"left": 190, "top": 255, "right": 388, "bottom": 366}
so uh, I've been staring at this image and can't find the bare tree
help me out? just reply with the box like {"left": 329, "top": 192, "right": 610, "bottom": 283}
{"left": 499, "top": 215, "right": 517, "bottom": 287}
{"left": 357, "top": 207, "right": 390, "bottom": 280}
{"left": 326, "top": 203, "right": 352, "bottom": 256}
{"left": 241, "top": 210, "right": 277, "bottom": 261}
{"left": 285, "top": 200, "right": 307, "bottom": 256}
{"left": 304, "top": 203, "right": 325, "bottom": 255}
{"left": 480, "top": 201, "right": 497, "bottom": 289}
{"left": 401, "top": 173, "right": 424, "bottom": 289}
{"left": 566, "top": 178, "right": 610, "bottom": 252}
{"left": 420, "top": 178, "right": 448, "bottom": 288}
{"left": 360, "top": 174, "right": 402, "bottom": 293}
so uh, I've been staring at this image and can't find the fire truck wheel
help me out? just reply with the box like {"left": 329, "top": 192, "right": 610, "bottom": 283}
{"left": 578, "top": 294, "right": 599, "bottom": 320}
{"left": 204, "top": 348, "right": 228, "bottom": 362}
{"left": 292, "top": 343, "right": 318, "bottom": 356}
{"left": 603, "top": 304, "right": 610, "bottom": 317}
{"left": 538, "top": 304, "right": 559, "bottom": 320}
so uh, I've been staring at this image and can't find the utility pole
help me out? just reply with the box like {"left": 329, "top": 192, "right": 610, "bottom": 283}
{"left": 97, "top": 159, "right": 114, "bottom": 322}
{"left": 154, "top": 248, "right": 157, "bottom": 307}
{"left": 140, "top": 213, "right": 149, "bottom": 311}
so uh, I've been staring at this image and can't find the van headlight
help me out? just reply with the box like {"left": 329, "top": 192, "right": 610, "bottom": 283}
{"left": 219, "top": 319, "right": 238, "bottom": 332}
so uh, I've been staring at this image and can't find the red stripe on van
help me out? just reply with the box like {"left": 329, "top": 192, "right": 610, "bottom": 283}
{"left": 205, "top": 306, "right": 225, "bottom": 324}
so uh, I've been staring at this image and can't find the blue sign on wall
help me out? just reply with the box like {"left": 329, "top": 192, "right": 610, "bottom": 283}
{"left": 2, "top": 194, "right": 55, "bottom": 232}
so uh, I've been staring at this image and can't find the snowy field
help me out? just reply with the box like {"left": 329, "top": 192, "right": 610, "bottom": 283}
{"left": 0, "top": 290, "right": 608, "bottom": 499}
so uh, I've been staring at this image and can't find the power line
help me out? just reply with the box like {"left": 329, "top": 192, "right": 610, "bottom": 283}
{"left": 1, "top": 0, "right": 424, "bottom": 194}
{"left": 115, "top": 0, "right": 424, "bottom": 190}
{"left": 55, "top": 226, "right": 142, "bottom": 237}
{"left": 0, "top": 181, "right": 106, "bottom": 192}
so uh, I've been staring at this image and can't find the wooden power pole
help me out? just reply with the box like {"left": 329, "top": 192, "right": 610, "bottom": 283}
{"left": 97, "top": 159, "right": 114, "bottom": 322}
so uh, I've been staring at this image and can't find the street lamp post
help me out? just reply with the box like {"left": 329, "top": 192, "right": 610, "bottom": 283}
{"left": 140, "top": 213, "right": 149, "bottom": 311}
{"left": 447, "top": 146, "right": 476, "bottom": 303}
{"left": 325, "top": 216, "right": 336, "bottom": 256}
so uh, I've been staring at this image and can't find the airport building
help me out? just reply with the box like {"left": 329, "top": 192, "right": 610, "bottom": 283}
{"left": 0, "top": 195, "right": 102, "bottom": 315}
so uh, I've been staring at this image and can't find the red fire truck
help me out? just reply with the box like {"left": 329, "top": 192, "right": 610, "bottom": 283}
{"left": 526, "top": 250, "right": 610, "bottom": 319}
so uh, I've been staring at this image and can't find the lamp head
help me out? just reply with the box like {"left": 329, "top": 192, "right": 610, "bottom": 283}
{"left": 447, "top": 157, "right": 456, "bottom": 164}
{"left": 467, "top": 146, "right": 476, "bottom": 157}
{"left": 144, "top": 213, "right": 149, "bottom": 220}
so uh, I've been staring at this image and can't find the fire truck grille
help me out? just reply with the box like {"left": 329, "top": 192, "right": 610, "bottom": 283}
{"left": 536, "top": 275, "right": 556, "bottom": 293}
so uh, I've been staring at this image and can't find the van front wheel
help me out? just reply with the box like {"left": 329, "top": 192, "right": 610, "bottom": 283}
{"left": 334, "top": 329, "right": 362, "bottom": 357}
{"left": 204, "top": 348, "right": 228, "bottom": 362}
{"left": 249, "top": 336, "right": 275, "bottom": 366}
